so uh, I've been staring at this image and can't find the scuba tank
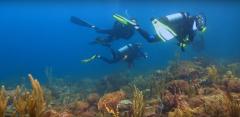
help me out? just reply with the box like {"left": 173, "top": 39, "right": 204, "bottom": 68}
{"left": 166, "top": 13, "right": 184, "bottom": 22}
{"left": 165, "top": 12, "right": 188, "bottom": 23}
{"left": 118, "top": 43, "right": 133, "bottom": 54}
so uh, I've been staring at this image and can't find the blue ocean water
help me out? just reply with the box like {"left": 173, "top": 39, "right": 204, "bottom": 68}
{"left": 0, "top": 1, "right": 240, "bottom": 85}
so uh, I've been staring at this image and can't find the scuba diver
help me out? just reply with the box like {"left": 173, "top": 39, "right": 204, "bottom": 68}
{"left": 114, "top": 12, "right": 207, "bottom": 51}
{"left": 81, "top": 43, "right": 148, "bottom": 68}
{"left": 70, "top": 15, "right": 136, "bottom": 47}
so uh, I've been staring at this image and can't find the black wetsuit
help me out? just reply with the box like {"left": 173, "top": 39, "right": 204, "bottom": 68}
{"left": 99, "top": 43, "right": 147, "bottom": 68}
{"left": 92, "top": 21, "right": 135, "bottom": 46}
{"left": 136, "top": 12, "right": 196, "bottom": 51}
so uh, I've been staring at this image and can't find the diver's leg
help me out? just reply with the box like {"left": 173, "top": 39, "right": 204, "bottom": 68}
{"left": 103, "top": 35, "right": 115, "bottom": 43}
{"left": 109, "top": 47, "right": 118, "bottom": 59}
{"left": 95, "top": 29, "right": 114, "bottom": 35}
{"left": 127, "top": 61, "right": 134, "bottom": 68}
{"left": 98, "top": 56, "right": 118, "bottom": 64}
{"left": 99, "top": 47, "right": 121, "bottom": 64}
{"left": 181, "top": 46, "right": 185, "bottom": 52}
{"left": 70, "top": 16, "right": 102, "bottom": 31}
{"left": 135, "top": 27, "right": 159, "bottom": 43}
{"left": 89, "top": 36, "right": 113, "bottom": 47}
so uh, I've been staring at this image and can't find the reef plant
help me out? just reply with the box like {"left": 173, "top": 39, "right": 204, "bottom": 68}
{"left": 0, "top": 86, "right": 8, "bottom": 117}
{"left": 14, "top": 86, "right": 28, "bottom": 117}
{"left": 132, "top": 85, "right": 144, "bottom": 117}
{"left": 206, "top": 65, "right": 218, "bottom": 82}
{"left": 28, "top": 74, "right": 46, "bottom": 117}
{"left": 13, "top": 74, "right": 46, "bottom": 117}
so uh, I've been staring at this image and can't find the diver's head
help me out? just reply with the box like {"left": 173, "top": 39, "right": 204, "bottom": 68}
{"left": 195, "top": 14, "right": 206, "bottom": 32}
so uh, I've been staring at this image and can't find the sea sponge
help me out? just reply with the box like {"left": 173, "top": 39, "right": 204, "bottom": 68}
{"left": 98, "top": 90, "right": 126, "bottom": 117}
{"left": 98, "top": 91, "right": 126, "bottom": 111}
{"left": 87, "top": 93, "right": 100, "bottom": 105}
{"left": 74, "top": 101, "right": 89, "bottom": 112}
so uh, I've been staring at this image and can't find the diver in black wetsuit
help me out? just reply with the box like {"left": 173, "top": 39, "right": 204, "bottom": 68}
{"left": 70, "top": 16, "right": 136, "bottom": 46}
{"left": 131, "top": 12, "right": 207, "bottom": 51}
{"left": 81, "top": 43, "right": 148, "bottom": 68}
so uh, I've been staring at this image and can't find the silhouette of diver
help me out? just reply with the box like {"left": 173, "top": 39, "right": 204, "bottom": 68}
{"left": 70, "top": 16, "right": 136, "bottom": 47}
{"left": 81, "top": 43, "right": 147, "bottom": 68}
{"left": 115, "top": 12, "right": 207, "bottom": 51}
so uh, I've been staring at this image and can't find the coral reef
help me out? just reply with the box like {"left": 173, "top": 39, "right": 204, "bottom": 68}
{"left": 1, "top": 58, "right": 240, "bottom": 117}
{"left": 168, "top": 61, "right": 203, "bottom": 80}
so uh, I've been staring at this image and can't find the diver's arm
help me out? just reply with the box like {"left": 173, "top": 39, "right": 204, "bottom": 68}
{"left": 135, "top": 27, "right": 159, "bottom": 43}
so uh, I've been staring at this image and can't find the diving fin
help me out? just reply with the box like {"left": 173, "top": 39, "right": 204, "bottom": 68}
{"left": 70, "top": 16, "right": 94, "bottom": 28}
{"left": 152, "top": 19, "right": 177, "bottom": 42}
{"left": 81, "top": 55, "right": 98, "bottom": 63}
{"left": 113, "top": 14, "right": 136, "bottom": 26}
